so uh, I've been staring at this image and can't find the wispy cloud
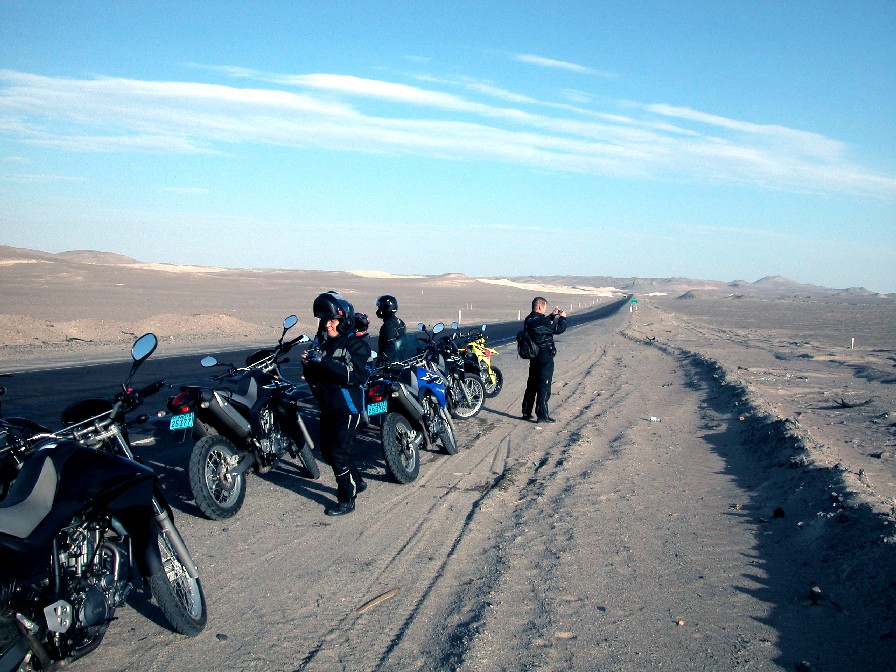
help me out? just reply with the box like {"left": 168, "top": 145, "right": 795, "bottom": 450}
{"left": 163, "top": 187, "right": 209, "bottom": 194}
{"left": 2, "top": 172, "right": 85, "bottom": 184}
{"left": 0, "top": 68, "right": 893, "bottom": 199}
{"left": 513, "top": 53, "right": 598, "bottom": 76}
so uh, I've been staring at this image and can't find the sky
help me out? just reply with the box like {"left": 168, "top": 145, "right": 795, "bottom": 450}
{"left": 1, "top": 2, "right": 894, "bottom": 292}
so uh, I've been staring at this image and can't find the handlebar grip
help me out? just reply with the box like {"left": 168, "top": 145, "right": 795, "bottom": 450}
{"left": 138, "top": 379, "right": 166, "bottom": 398}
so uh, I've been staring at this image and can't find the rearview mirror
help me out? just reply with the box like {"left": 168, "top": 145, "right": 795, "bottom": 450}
{"left": 131, "top": 333, "right": 158, "bottom": 363}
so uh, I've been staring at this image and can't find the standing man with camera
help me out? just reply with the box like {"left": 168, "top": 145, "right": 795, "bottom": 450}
{"left": 302, "top": 291, "right": 371, "bottom": 516}
{"left": 521, "top": 297, "right": 567, "bottom": 423}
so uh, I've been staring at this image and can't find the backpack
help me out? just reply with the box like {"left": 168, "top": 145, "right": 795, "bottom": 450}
{"left": 516, "top": 329, "right": 539, "bottom": 359}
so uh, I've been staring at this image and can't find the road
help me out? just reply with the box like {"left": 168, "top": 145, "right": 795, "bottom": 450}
{"left": 0, "top": 296, "right": 631, "bottom": 428}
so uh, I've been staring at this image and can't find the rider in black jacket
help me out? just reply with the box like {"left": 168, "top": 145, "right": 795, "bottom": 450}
{"left": 521, "top": 296, "right": 567, "bottom": 423}
{"left": 302, "top": 291, "right": 371, "bottom": 516}
{"left": 375, "top": 294, "right": 407, "bottom": 365}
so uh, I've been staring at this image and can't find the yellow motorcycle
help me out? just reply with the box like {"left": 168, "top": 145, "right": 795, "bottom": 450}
{"left": 457, "top": 323, "right": 503, "bottom": 398}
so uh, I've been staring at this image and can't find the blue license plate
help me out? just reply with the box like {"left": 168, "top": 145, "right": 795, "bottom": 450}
{"left": 169, "top": 412, "right": 195, "bottom": 430}
{"left": 366, "top": 401, "right": 388, "bottom": 417}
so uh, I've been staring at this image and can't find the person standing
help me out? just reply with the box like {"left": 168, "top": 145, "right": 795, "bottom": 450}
{"left": 302, "top": 291, "right": 371, "bottom": 516}
{"left": 521, "top": 296, "right": 567, "bottom": 423}
{"left": 375, "top": 294, "right": 407, "bottom": 365}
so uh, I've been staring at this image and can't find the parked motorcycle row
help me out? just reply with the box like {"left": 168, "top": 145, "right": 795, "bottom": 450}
{"left": 0, "top": 316, "right": 504, "bottom": 670}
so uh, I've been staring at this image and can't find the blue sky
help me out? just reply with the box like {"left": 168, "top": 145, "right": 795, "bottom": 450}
{"left": 1, "top": 1, "right": 894, "bottom": 292}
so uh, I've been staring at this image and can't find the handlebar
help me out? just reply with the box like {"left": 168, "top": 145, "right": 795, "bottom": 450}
{"left": 207, "top": 334, "right": 313, "bottom": 380}
{"left": 137, "top": 379, "right": 166, "bottom": 399}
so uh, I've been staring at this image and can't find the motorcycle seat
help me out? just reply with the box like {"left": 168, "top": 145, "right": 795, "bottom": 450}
{"left": 0, "top": 449, "right": 58, "bottom": 538}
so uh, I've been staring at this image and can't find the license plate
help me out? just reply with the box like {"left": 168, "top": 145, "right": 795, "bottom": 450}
{"left": 366, "top": 401, "right": 388, "bottom": 417}
{"left": 169, "top": 412, "right": 195, "bottom": 430}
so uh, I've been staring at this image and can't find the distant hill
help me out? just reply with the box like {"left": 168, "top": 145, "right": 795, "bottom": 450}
{"left": 0, "top": 246, "right": 139, "bottom": 265}
{"left": 0, "top": 245, "right": 886, "bottom": 300}
{"left": 55, "top": 250, "right": 139, "bottom": 265}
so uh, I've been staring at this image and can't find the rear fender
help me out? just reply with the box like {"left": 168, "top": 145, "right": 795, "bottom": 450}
{"left": 199, "top": 390, "right": 252, "bottom": 439}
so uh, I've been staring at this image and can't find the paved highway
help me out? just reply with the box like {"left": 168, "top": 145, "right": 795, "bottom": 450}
{"left": 0, "top": 295, "right": 630, "bottom": 428}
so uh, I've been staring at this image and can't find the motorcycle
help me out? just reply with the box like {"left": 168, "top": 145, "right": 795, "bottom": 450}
{"left": 0, "top": 333, "right": 206, "bottom": 672}
{"left": 1, "top": 378, "right": 51, "bottom": 504}
{"left": 457, "top": 324, "right": 503, "bottom": 398}
{"left": 364, "top": 334, "right": 459, "bottom": 483}
{"left": 421, "top": 323, "right": 485, "bottom": 420}
{"left": 165, "top": 315, "right": 321, "bottom": 521}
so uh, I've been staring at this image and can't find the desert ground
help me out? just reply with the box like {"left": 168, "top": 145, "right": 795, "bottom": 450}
{"left": 1, "top": 247, "right": 895, "bottom": 671}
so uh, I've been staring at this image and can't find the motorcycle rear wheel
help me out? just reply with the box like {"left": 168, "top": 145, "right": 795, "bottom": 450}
{"left": 437, "top": 407, "right": 459, "bottom": 454}
{"left": 381, "top": 413, "right": 420, "bottom": 483}
{"left": 449, "top": 375, "right": 485, "bottom": 419}
{"left": 189, "top": 435, "right": 246, "bottom": 520}
{"left": 484, "top": 366, "right": 503, "bottom": 398}
{"left": 147, "top": 521, "right": 207, "bottom": 636}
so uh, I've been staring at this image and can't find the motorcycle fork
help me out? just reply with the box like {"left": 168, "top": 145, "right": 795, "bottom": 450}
{"left": 102, "top": 422, "right": 199, "bottom": 580}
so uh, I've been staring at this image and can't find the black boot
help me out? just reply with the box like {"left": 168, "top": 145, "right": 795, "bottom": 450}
{"left": 326, "top": 469, "right": 358, "bottom": 516}
{"left": 536, "top": 401, "right": 555, "bottom": 423}
{"left": 350, "top": 467, "right": 367, "bottom": 494}
{"left": 325, "top": 500, "right": 355, "bottom": 516}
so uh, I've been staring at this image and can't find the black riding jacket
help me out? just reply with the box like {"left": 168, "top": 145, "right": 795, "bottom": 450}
{"left": 524, "top": 311, "right": 567, "bottom": 356}
{"left": 377, "top": 314, "right": 407, "bottom": 365}
{"left": 303, "top": 332, "right": 371, "bottom": 414}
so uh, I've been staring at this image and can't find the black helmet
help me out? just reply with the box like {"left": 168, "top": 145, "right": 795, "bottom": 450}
{"left": 376, "top": 294, "right": 398, "bottom": 319}
{"left": 313, "top": 291, "right": 355, "bottom": 334}
{"left": 354, "top": 312, "right": 370, "bottom": 335}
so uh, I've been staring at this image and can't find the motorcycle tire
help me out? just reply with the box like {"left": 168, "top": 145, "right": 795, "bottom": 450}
{"left": 449, "top": 375, "right": 485, "bottom": 420}
{"left": 147, "top": 521, "right": 207, "bottom": 636}
{"left": 296, "top": 443, "right": 321, "bottom": 479}
{"left": 191, "top": 417, "right": 216, "bottom": 440}
{"left": 437, "top": 407, "right": 459, "bottom": 454}
{"left": 189, "top": 435, "right": 246, "bottom": 520}
{"left": 484, "top": 366, "right": 503, "bottom": 398}
{"left": 381, "top": 413, "right": 420, "bottom": 483}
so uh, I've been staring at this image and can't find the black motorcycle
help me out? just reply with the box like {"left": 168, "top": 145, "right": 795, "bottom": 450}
{"left": 165, "top": 315, "right": 320, "bottom": 521}
{"left": 0, "top": 333, "right": 207, "bottom": 672}
{"left": 420, "top": 322, "right": 485, "bottom": 420}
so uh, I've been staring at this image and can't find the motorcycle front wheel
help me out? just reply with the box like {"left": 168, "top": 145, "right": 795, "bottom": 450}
{"left": 189, "top": 435, "right": 246, "bottom": 520}
{"left": 449, "top": 375, "right": 485, "bottom": 419}
{"left": 296, "top": 443, "right": 321, "bottom": 480}
{"left": 437, "top": 407, "right": 459, "bottom": 454}
{"left": 484, "top": 366, "right": 503, "bottom": 398}
{"left": 147, "top": 521, "right": 207, "bottom": 636}
{"left": 381, "top": 413, "right": 420, "bottom": 483}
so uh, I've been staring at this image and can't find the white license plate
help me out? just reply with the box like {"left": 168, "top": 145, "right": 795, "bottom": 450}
{"left": 366, "top": 401, "right": 388, "bottom": 416}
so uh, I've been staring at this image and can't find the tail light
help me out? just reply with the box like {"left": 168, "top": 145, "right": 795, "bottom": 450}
{"left": 367, "top": 383, "right": 386, "bottom": 403}
{"left": 169, "top": 391, "right": 193, "bottom": 413}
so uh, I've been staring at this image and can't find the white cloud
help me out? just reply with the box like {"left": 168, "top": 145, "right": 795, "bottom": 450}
{"left": 512, "top": 53, "right": 597, "bottom": 75}
{"left": 0, "top": 68, "right": 893, "bottom": 200}
{"left": 2, "top": 173, "right": 85, "bottom": 183}
{"left": 163, "top": 187, "right": 209, "bottom": 194}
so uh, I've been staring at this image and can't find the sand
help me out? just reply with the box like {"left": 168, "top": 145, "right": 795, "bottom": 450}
{"left": 1, "top": 247, "right": 895, "bottom": 671}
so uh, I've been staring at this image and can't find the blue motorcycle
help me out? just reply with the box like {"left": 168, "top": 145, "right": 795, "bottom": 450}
{"left": 365, "top": 325, "right": 459, "bottom": 483}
